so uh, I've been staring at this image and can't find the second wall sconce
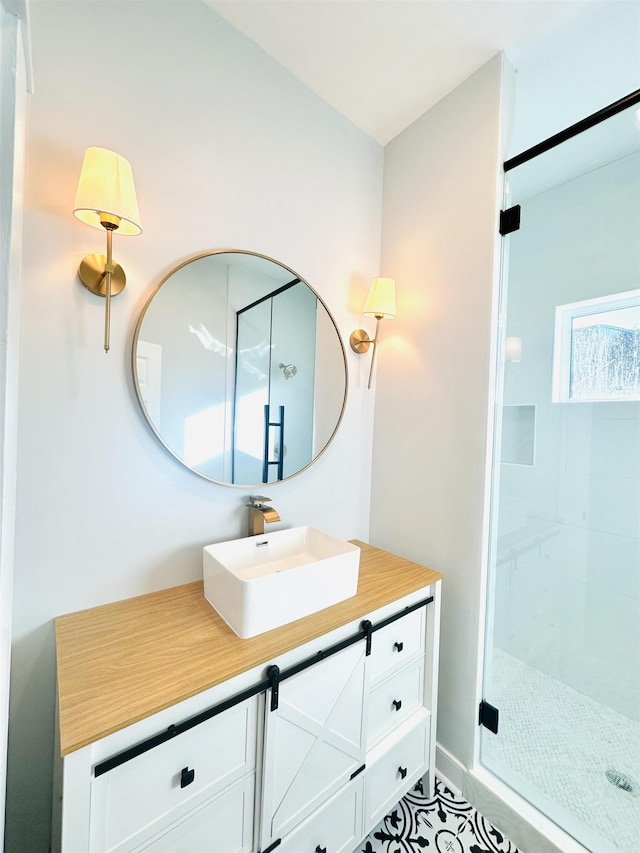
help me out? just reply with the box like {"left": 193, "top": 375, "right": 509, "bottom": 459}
{"left": 73, "top": 146, "right": 142, "bottom": 353}
{"left": 505, "top": 336, "right": 522, "bottom": 363}
{"left": 350, "top": 277, "right": 396, "bottom": 390}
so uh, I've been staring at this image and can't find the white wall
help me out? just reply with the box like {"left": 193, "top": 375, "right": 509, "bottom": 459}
{"left": 507, "top": 1, "right": 640, "bottom": 155}
{"left": 7, "top": 2, "right": 382, "bottom": 849}
{"left": 370, "top": 54, "right": 506, "bottom": 772}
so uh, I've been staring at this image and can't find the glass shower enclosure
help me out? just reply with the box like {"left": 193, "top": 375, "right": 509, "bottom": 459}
{"left": 481, "top": 97, "right": 640, "bottom": 851}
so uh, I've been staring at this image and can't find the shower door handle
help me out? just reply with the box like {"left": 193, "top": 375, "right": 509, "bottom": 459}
{"left": 263, "top": 404, "right": 285, "bottom": 482}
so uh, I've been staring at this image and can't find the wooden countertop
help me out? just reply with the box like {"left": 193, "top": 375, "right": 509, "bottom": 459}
{"left": 55, "top": 541, "right": 442, "bottom": 756}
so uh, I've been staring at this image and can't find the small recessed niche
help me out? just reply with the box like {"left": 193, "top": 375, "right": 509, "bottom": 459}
{"left": 501, "top": 405, "right": 535, "bottom": 466}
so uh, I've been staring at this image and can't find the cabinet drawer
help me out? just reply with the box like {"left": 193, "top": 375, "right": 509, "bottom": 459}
{"left": 135, "top": 774, "right": 254, "bottom": 853}
{"left": 370, "top": 608, "right": 425, "bottom": 684}
{"left": 367, "top": 659, "right": 424, "bottom": 748}
{"left": 92, "top": 697, "right": 258, "bottom": 852}
{"left": 278, "top": 776, "right": 364, "bottom": 853}
{"left": 365, "top": 717, "right": 429, "bottom": 828}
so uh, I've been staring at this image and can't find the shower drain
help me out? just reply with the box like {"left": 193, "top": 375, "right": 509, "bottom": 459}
{"left": 606, "top": 769, "right": 635, "bottom": 793}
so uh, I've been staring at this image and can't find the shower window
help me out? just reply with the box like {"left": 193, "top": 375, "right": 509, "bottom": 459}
{"left": 552, "top": 290, "right": 640, "bottom": 402}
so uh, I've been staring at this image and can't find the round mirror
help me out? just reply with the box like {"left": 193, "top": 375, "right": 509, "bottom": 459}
{"left": 132, "top": 250, "right": 348, "bottom": 486}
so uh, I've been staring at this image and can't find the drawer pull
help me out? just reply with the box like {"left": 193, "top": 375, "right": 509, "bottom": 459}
{"left": 315, "top": 847, "right": 327, "bottom": 853}
{"left": 394, "top": 641, "right": 404, "bottom": 653}
{"left": 392, "top": 699, "right": 402, "bottom": 712}
{"left": 398, "top": 766, "right": 407, "bottom": 780}
{"left": 180, "top": 766, "right": 195, "bottom": 788}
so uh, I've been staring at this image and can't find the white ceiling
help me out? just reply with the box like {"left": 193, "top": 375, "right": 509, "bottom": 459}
{"left": 207, "top": 0, "right": 593, "bottom": 145}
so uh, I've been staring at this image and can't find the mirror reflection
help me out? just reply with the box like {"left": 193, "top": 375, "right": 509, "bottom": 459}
{"left": 133, "top": 251, "right": 348, "bottom": 486}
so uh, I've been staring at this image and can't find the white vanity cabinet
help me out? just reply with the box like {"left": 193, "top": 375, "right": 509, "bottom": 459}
{"left": 53, "top": 543, "right": 442, "bottom": 853}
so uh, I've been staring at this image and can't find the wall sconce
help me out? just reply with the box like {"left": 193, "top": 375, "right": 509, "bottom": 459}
{"left": 350, "top": 277, "right": 396, "bottom": 390}
{"left": 73, "top": 146, "right": 142, "bottom": 353}
{"left": 505, "top": 336, "right": 522, "bottom": 363}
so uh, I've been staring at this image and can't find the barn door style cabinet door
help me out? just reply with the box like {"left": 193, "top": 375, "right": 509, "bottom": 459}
{"left": 260, "top": 640, "right": 369, "bottom": 853}
{"left": 53, "top": 547, "right": 442, "bottom": 853}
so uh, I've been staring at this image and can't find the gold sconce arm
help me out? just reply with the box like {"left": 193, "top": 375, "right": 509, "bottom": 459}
{"left": 77, "top": 219, "right": 126, "bottom": 353}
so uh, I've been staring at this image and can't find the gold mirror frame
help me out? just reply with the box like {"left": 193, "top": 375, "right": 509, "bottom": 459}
{"left": 132, "top": 250, "right": 348, "bottom": 487}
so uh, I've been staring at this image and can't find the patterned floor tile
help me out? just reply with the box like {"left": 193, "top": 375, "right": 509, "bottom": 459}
{"left": 357, "top": 777, "right": 521, "bottom": 853}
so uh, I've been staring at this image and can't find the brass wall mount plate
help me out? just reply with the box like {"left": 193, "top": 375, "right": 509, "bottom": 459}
{"left": 349, "top": 328, "right": 372, "bottom": 354}
{"left": 78, "top": 253, "right": 126, "bottom": 297}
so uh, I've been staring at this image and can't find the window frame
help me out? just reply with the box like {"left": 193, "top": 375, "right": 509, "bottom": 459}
{"left": 551, "top": 289, "right": 640, "bottom": 403}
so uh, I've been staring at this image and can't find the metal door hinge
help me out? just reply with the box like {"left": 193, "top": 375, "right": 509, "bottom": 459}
{"left": 479, "top": 699, "right": 499, "bottom": 734}
{"left": 499, "top": 205, "right": 521, "bottom": 235}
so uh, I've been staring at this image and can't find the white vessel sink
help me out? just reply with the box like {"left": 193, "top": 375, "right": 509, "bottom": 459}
{"left": 203, "top": 527, "right": 360, "bottom": 638}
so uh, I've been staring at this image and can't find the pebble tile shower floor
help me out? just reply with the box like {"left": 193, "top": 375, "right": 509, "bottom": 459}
{"left": 358, "top": 777, "right": 521, "bottom": 853}
{"left": 483, "top": 649, "right": 639, "bottom": 851}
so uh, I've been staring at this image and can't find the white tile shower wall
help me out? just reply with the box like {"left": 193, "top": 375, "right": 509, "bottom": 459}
{"left": 497, "top": 153, "right": 640, "bottom": 721}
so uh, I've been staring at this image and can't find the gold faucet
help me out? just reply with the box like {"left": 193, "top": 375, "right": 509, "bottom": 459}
{"left": 247, "top": 495, "right": 281, "bottom": 536}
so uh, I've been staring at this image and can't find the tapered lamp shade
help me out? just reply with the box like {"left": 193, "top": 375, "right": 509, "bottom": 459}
{"left": 362, "top": 277, "right": 396, "bottom": 319}
{"left": 73, "top": 147, "right": 142, "bottom": 235}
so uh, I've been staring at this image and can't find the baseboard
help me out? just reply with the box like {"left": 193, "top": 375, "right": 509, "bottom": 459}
{"left": 465, "top": 768, "right": 593, "bottom": 853}
{"left": 434, "top": 747, "right": 592, "bottom": 853}
{"left": 435, "top": 742, "right": 465, "bottom": 795}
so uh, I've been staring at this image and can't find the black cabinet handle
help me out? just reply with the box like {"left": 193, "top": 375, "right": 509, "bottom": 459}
{"left": 392, "top": 699, "right": 402, "bottom": 712}
{"left": 394, "top": 641, "right": 404, "bottom": 653}
{"left": 180, "top": 767, "right": 195, "bottom": 788}
{"left": 315, "top": 847, "right": 327, "bottom": 853}
{"left": 398, "top": 766, "right": 407, "bottom": 780}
